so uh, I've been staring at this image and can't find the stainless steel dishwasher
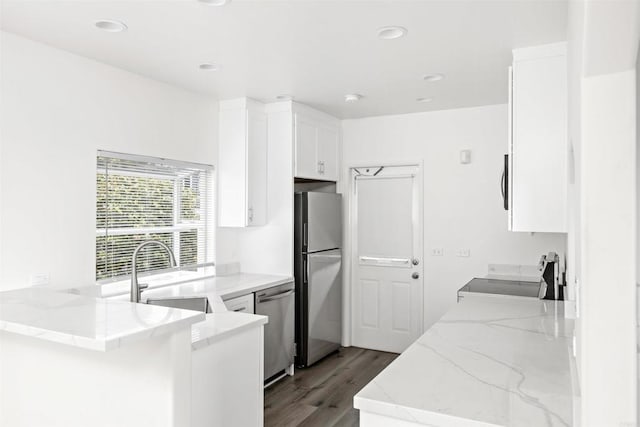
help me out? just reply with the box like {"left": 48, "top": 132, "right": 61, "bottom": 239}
{"left": 255, "top": 282, "right": 295, "bottom": 382}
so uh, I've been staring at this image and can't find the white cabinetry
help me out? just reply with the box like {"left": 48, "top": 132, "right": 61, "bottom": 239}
{"left": 223, "top": 293, "right": 255, "bottom": 314}
{"left": 218, "top": 98, "right": 267, "bottom": 227}
{"left": 191, "top": 319, "right": 264, "bottom": 427}
{"left": 294, "top": 107, "right": 340, "bottom": 181}
{"left": 508, "top": 42, "right": 568, "bottom": 233}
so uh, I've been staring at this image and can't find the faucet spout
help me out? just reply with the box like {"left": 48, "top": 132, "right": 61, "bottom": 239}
{"left": 130, "top": 240, "right": 177, "bottom": 303}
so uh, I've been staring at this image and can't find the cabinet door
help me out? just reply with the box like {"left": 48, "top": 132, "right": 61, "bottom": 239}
{"left": 317, "top": 124, "right": 339, "bottom": 181}
{"left": 295, "top": 114, "right": 320, "bottom": 179}
{"left": 218, "top": 99, "right": 268, "bottom": 228}
{"left": 218, "top": 107, "right": 248, "bottom": 227}
{"left": 246, "top": 108, "right": 267, "bottom": 226}
{"left": 511, "top": 47, "right": 567, "bottom": 232}
{"left": 191, "top": 326, "right": 263, "bottom": 427}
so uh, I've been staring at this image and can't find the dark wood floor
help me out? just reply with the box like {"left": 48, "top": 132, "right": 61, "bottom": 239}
{"left": 264, "top": 347, "right": 398, "bottom": 427}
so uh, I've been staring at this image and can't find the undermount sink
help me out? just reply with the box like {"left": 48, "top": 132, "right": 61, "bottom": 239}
{"left": 145, "top": 296, "right": 212, "bottom": 313}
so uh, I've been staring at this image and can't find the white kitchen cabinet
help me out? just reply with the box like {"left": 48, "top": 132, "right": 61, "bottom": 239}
{"left": 218, "top": 98, "right": 267, "bottom": 227}
{"left": 508, "top": 42, "right": 568, "bottom": 233}
{"left": 223, "top": 293, "right": 255, "bottom": 314}
{"left": 192, "top": 316, "right": 265, "bottom": 427}
{"left": 317, "top": 124, "right": 339, "bottom": 179}
{"left": 294, "top": 107, "right": 340, "bottom": 181}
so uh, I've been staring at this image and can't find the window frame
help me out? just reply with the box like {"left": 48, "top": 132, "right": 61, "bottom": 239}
{"left": 96, "top": 150, "right": 215, "bottom": 283}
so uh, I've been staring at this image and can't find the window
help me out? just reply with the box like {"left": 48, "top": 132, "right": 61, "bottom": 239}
{"left": 96, "top": 151, "right": 214, "bottom": 281}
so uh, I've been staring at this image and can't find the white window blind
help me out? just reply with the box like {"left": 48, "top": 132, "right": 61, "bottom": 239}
{"left": 96, "top": 151, "right": 215, "bottom": 281}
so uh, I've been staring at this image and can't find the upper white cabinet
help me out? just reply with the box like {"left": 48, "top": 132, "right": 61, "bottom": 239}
{"left": 508, "top": 42, "right": 568, "bottom": 233}
{"left": 294, "top": 107, "right": 340, "bottom": 181}
{"left": 218, "top": 98, "right": 267, "bottom": 227}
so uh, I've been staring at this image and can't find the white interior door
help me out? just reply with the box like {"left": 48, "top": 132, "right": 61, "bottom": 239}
{"left": 351, "top": 165, "right": 423, "bottom": 353}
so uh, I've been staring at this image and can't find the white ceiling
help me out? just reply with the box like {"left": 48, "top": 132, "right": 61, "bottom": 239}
{"left": 0, "top": 0, "right": 568, "bottom": 119}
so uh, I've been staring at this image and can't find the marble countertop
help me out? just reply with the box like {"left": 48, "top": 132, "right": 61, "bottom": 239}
{"left": 0, "top": 288, "right": 205, "bottom": 351}
{"left": 67, "top": 266, "right": 217, "bottom": 299}
{"left": 76, "top": 272, "right": 293, "bottom": 303}
{"left": 52, "top": 273, "right": 289, "bottom": 351}
{"left": 138, "top": 273, "right": 289, "bottom": 349}
{"left": 354, "top": 297, "right": 578, "bottom": 427}
{"left": 139, "top": 273, "right": 293, "bottom": 302}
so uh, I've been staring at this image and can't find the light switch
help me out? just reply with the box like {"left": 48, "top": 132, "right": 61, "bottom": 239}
{"left": 460, "top": 149, "right": 471, "bottom": 164}
{"left": 457, "top": 249, "right": 471, "bottom": 257}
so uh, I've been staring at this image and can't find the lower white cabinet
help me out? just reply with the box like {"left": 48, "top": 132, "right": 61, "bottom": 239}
{"left": 191, "top": 321, "right": 264, "bottom": 427}
{"left": 223, "top": 293, "right": 255, "bottom": 314}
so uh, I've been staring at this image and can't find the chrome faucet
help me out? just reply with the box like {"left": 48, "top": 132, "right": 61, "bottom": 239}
{"left": 130, "top": 240, "right": 177, "bottom": 303}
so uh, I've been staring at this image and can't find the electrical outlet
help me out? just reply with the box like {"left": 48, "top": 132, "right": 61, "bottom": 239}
{"left": 30, "top": 273, "right": 49, "bottom": 286}
{"left": 457, "top": 249, "right": 471, "bottom": 257}
{"left": 431, "top": 248, "right": 444, "bottom": 256}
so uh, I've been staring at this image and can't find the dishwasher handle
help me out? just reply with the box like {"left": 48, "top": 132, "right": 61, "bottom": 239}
{"left": 257, "top": 289, "right": 294, "bottom": 303}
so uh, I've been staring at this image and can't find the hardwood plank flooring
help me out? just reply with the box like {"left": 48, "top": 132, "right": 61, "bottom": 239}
{"left": 264, "top": 347, "right": 398, "bottom": 427}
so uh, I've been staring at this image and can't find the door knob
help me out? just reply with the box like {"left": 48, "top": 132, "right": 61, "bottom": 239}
{"left": 412, "top": 272, "right": 420, "bottom": 279}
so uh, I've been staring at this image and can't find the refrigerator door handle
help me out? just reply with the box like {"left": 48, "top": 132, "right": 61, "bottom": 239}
{"left": 502, "top": 154, "right": 509, "bottom": 211}
{"left": 303, "top": 223, "right": 308, "bottom": 249}
{"left": 303, "top": 258, "right": 308, "bottom": 283}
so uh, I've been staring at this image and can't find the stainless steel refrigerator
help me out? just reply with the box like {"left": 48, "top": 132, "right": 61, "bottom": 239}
{"left": 294, "top": 192, "right": 342, "bottom": 368}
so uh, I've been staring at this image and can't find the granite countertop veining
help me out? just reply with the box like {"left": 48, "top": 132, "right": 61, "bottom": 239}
{"left": 0, "top": 288, "right": 205, "bottom": 351}
{"left": 355, "top": 297, "right": 578, "bottom": 426}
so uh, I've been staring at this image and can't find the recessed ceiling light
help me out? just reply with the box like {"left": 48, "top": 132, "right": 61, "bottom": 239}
{"left": 276, "top": 94, "right": 294, "bottom": 101}
{"left": 423, "top": 73, "right": 445, "bottom": 82}
{"left": 345, "top": 94, "right": 363, "bottom": 103}
{"left": 377, "top": 26, "right": 408, "bottom": 40}
{"left": 417, "top": 97, "right": 433, "bottom": 103}
{"left": 199, "top": 63, "right": 220, "bottom": 71}
{"left": 95, "top": 20, "right": 127, "bottom": 33}
{"left": 198, "top": 0, "right": 232, "bottom": 5}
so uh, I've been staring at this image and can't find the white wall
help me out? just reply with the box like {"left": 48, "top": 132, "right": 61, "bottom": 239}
{"left": 637, "top": 41, "right": 640, "bottom": 420}
{"left": 0, "top": 32, "right": 218, "bottom": 290}
{"left": 566, "top": 0, "right": 584, "bottom": 310}
{"left": 342, "top": 104, "right": 567, "bottom": 329}
{"left": 565, "top": 0, "right": 639, "bottom": 424}
{"left": 580, "top": 68, "right": 637, "bottom": 427}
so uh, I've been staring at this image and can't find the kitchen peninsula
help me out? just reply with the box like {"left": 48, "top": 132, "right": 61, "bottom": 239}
{"left": 0, "top": 288, "right": 204, "bottom": 426}
{"left": 0, "top": 271, "right": 291, "bottom": 427}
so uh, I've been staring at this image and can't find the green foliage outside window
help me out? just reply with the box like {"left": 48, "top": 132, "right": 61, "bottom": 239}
{"left": 96, "top": 171, "right": 203, "bottom": 281}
